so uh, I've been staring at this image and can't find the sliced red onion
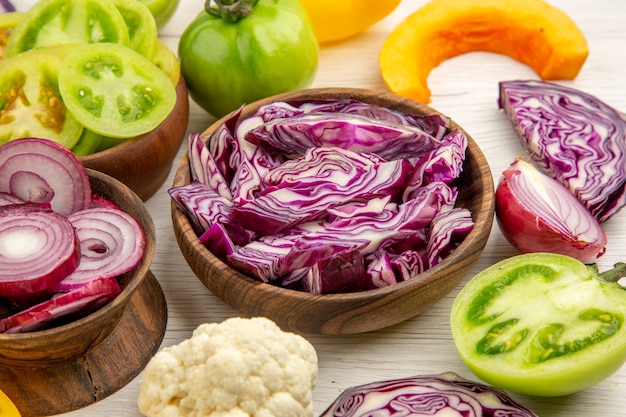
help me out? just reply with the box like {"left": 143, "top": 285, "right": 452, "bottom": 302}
{"left": 320, "top": 372, "right": 539, "bottom": 417}
{"left": 0, "top": 192, "right": 24, "bottom": 206}
{"left": 0, "top": 277, "right": 121, "bottom": 334}
{"left": 0, "top": 204, "right": 80, "bottom": 297}
{"left": 496, "top": 159, "right": 606, "bottom": 261}
{"left": 0, "top": 138, "right": 91, "bottom": 216}
{"left": 51, "top": 207, "right": 146, "bottom": 291}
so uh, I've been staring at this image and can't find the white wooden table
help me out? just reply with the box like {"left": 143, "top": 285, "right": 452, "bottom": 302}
{"left": 15, "top": 0, "right": 626, "bottom": 415}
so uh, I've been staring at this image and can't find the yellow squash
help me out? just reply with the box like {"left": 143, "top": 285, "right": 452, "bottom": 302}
{"left": 379, "top": 0, "right": 589, "bottom": 103}
{"left": 299, "top": 0, "right": 401, "bottom": 44}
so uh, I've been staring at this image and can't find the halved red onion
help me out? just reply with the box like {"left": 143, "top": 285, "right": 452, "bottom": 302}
{"left": 52, "top": 207, "right": 146, "bottom": 291}
{"left": 496, "top": 159, "right": 606, "bottom": 261}
{"left": 0, "top": 277, "right": 121, "bottom": 334}
{"left": 0, "top": 138, "right": 91, "bottom": 216}
{"left": 0, "top": 204, "right": 80, "bottom": 297}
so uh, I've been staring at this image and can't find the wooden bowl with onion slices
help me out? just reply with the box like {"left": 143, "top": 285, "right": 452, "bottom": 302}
{"left": 171, "top": 87, "right": 495, "bottom": 335}
{"left": 0, "top": 168, "right": 156, "bottom": 366}
{"left": 80, "top": 76, "right": 189, "bottom": 202}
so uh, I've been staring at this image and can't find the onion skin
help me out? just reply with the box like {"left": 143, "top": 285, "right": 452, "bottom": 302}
{"left": 496, "top": 159, "right": 606, "bottom": 261}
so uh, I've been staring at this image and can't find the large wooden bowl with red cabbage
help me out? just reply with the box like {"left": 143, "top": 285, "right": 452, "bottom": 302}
{"left": 171, "top": 87, "right": 495, "bottom": 335}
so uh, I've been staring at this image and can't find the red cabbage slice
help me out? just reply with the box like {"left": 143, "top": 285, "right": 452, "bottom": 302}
{"left": 427, "top": 207, "right": 474, "bottom": 268}
{"left": 169, "top": 181, "right": 234, "bottom": 235}
{"left": 252, "top": 98, "right": 451, "bottom": 140}
{"left": 189, "top": 132, "right": 232, "bottom": 200}
{"left": 302, "top": 248, "right": 367, "bottom": 294}
{"left": 0, "top": 0, "right": 14, "bottom": 13}
{"left": 262, "top": 146, "right": 385, "bottom": 187}
{"left": 231, "top": 159, "right": 413, "bottom": 235}
{"left": 391, "top": 250, "right": 427, "bottom": 282}
{"left": 499, "top": 79, "right": 626, "bottom": 222}
{"left": 320, "top": 372, "right": 539, "bottom": 417}
{"left": 365, "top": 250, "right": 397, "bottom": 289}
{"left": 244, "top": 112, "right": 440, "bottom": 161}
{"left": 208, "top": 106, "right": 242, "bottom": 183}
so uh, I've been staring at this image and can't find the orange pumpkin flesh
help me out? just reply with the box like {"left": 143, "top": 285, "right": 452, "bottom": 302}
{"left": 380, "top": 0, "right": 589, "bottom": 103}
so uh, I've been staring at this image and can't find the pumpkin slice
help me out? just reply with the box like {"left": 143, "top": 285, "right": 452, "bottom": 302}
{"left": 379, "top": 0, "right": 588, "bottom": 103}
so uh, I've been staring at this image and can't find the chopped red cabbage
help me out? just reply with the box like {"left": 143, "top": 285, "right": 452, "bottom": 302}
{"left": 171, "top": 98, "right": 474, "bottom": 293}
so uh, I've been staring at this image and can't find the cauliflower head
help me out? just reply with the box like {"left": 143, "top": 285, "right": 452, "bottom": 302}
{"left": 138, "top": 317, "right": 318, "bottom": 417}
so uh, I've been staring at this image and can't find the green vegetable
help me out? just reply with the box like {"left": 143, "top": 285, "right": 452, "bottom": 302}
{"left": 178, "top": 0, "right": 319, "bottom": 118}
{"left": 0, "top": 44, "right": 84, "bottom": 148}
{"left": 450, "top": 252, "right": 626, "bottom": 396}
{"left": 58, "top": 43, "right": 176, "bottom": 138}
{"left": 4, "top": 0, "right": 130, "bottom": 57}
{"left": 137, "top": 0, "right": 180, "bottom": 28}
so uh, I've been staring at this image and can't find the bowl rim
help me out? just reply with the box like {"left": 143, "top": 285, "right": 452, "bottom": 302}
{"left": 171, "top": 87, "right": 495, "bottom": 332}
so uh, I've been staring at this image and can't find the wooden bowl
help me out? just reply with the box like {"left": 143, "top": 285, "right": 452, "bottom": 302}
{"left": 0, "top": 169, "right": 156, "bottom": 366}
{"left": 80, "top": 76, "right": 190, "bottom": 201}
{"left": 171, "top": 87, "right": 495, "bottom": 335}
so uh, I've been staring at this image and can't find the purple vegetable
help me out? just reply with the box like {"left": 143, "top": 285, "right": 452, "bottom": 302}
{"left": 426, "top": 207, "right": 474, "bottom": 267}
{"left": 0, "top": 0, "right": 14, "bottom": 13}
{"left": 499, "top": 79, "right": 626, "bottom": 222}
{"left": 0, "top": 277, "right": 121, "bottom": 334}
{"left": 252, "top": 98, "right": 451, "bottom": 140}
{"left": 320, "top": 372, "right": 539, "bottom": 417}
{"left": 171, "top": 99, "right": 474, "bottom": 293}
{"left": 231, "top": 159, "right": 413, "bottom": 235}
{"left": 244, "top": 112, "right": 440, "bottom": 161}
{"left": 51, "top": 207, "right": 146, "bottom": 291}
{"left": 0, "top": 204, "right": 80, "bottom": 297}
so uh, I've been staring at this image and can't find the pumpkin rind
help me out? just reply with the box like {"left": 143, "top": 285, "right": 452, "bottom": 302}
{"left": 379, "top": 0, "right": 589, "bottom": 103}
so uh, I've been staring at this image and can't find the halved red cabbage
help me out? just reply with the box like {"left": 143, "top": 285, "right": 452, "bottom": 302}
{"left": 320, "top": 372, "right": 539, "bottom": 417}
{"left": 499, "top": 79, "right": 626, "bottom": 222}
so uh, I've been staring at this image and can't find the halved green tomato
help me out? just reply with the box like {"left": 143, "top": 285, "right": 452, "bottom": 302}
{"left": 151, "top": 38, "right": 181, "bottom": 85}
{"left": 4, "top": 0, "right": 129, "bottom": 57}
{"left": 58, "top": 42, "right": 176, "bottom": 138}
{"left": 0, "top": 44, "right": 83, "bottom": 147}
{"left": 450, "top": 253, "right": 626, "bottom": 396}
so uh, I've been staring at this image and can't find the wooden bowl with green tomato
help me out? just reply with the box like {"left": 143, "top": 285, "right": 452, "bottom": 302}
{"left": 171, "top": 87, "right": 495, "bottom": 335}
{"left": 4, "top": 0, "right": 189, "bottom": 201}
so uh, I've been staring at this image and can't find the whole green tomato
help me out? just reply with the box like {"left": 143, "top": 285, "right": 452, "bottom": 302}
{"left": 178, "top": 0, "right": 319, "bottom": 118}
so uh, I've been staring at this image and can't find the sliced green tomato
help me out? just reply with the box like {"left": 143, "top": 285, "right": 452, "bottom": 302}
{"left": 58, "top": 43, "right": 176, "bottom": 138}
{"left": 151, "top": 38, "right": 180, "bottom": 85}
{"left": 137, "top": 0, "right": 179, "bottom": 28}
{"left": 450, "top": 253, "right": 626, "bottom": 397}
{"left": 112, "top": 0, "right": 158, "bottom": 59}
{"left": 71, "top": 127, "right": 102, "bottom": 156}
{"left": 0, "top": 44, "right": 83, "bottom": 147}
{"left": 4, "top": 0, "right": 129, "bottom": 57}
{"left": 0, "top": 12, "right": 24, "bottom": 60}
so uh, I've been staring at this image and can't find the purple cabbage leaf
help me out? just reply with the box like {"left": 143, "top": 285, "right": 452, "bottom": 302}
{"left": 499, "top": 79, "right": 626, "bottom": 222}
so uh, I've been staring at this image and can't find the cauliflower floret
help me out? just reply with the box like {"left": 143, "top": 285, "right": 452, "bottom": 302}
{"left": 138, "top": 317, "right": 318, "bottom": 417}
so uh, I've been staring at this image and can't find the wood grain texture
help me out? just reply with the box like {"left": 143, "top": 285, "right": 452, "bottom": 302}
{"left": 0, "top": 169, "right": 156, "bottom": 366}
{"left": 0, "top": 271, "right": 167, "bottom": 417}
{"left": 80, "top": 77, "right": 190, "bottom": 202}
{"left": 171, "top": 87, "right": 495, "bottom": 335}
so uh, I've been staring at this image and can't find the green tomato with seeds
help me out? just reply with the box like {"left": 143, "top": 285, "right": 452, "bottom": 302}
{"left": 450, "top": 252, "right": 626, "bottom": 396}
{"left": 178, "top": 0, "right": 319, "bottom": 119}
